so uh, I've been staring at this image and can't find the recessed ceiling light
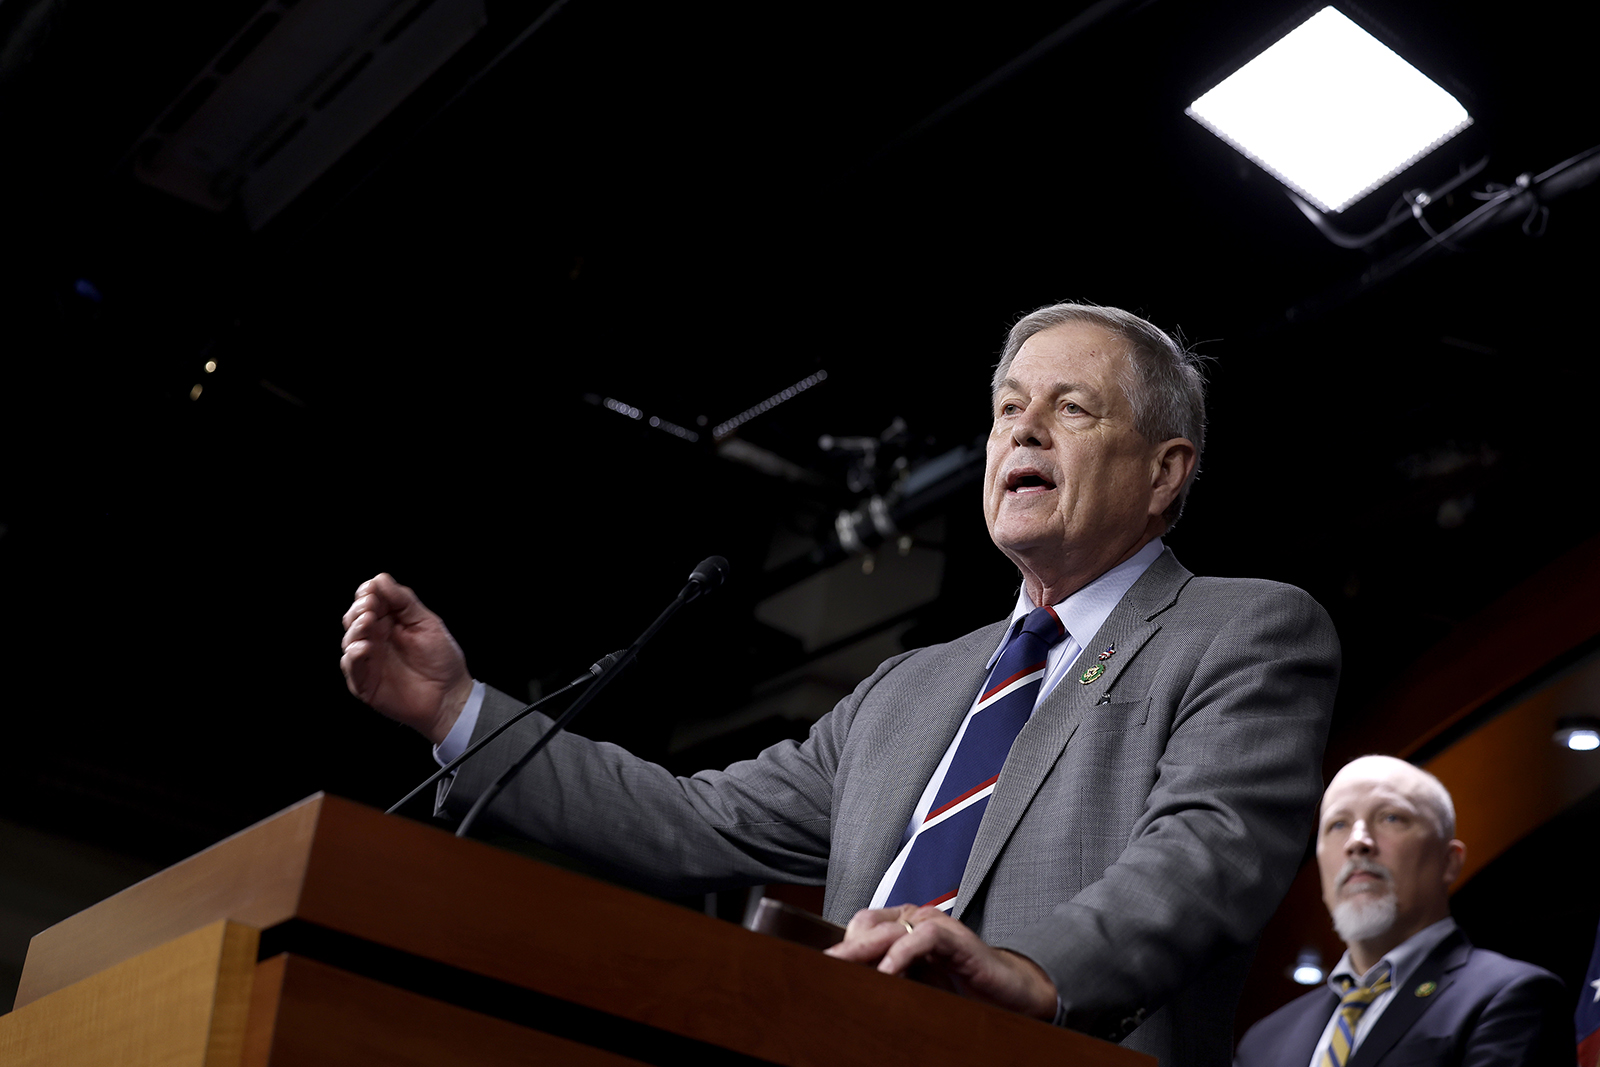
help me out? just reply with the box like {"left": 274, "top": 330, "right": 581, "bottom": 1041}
{"left": 1187, "top": 6, "right": 1472, "bottom": 213}
{"left": 1554, "top": 715, "right": 1600, "bottom": 752}
{"left": 1289, "top": 947, "right": 1326, "bottom": 985}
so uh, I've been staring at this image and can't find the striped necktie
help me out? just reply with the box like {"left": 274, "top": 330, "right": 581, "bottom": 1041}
{"left": 884, "top": 605, "right": 1068, "bottom": 913}
{"left": 1321, "top": 964, "right": 1393, "bottom": 1067}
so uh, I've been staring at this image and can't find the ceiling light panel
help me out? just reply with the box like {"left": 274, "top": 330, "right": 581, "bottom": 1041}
{"left": 1187, "top": 7, "right": 1472, "bottom": 213}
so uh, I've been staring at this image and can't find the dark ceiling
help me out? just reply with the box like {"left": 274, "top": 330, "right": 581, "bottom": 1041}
{"left": 2, "top": 0, "right": 1597, "bottom": 1017}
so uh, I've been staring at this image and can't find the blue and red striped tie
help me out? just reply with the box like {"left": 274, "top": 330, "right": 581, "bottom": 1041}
{"left": 885, "top": 604, "right": 1068, "bottom": 912}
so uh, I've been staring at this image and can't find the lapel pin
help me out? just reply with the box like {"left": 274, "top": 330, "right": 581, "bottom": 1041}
{"left": 1097, "top": 643, "right": 1117, "bottom": 661}
{"left": 1079, "top": 663, "right": 1106, "bottom": 684}
{"left": 1414, "top": 981, "right": 1437, "bottom": 997}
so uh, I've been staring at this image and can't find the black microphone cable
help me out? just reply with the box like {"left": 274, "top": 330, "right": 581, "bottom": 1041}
{"left": 453, "top": 556, "right": 729, "bottom": 839}
{"left": 386, "top": 650, "right": 627, "bottom": 815}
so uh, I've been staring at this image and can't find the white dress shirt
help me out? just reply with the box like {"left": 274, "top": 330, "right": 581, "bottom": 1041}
{"left": 1308, "top": 917, "right": 1459, "bottom": 1067}
{"left": 437, "top": 679, "right": 488, "bottom": 765}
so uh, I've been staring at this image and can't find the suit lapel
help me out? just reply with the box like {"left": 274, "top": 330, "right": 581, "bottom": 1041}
{"left": 831, "top": 623, "right": 1005, "bottom": 915}
{"left": 952, "top": 551, "right": 1194, "bottom": 919}
{"left": 1346, "top": 930, "right": 1470, "bottom": 1067}
{"left": 1287, "top": 990, "right": 1342, "bottom": 1066}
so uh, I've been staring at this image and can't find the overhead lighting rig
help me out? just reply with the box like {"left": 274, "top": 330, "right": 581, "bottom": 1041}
{"left": 129, "top": 0, "right": 487, "bottom": 229}
{"left": 1188, "top": 4, "right": 1600, "bottom": 312}
{"left": 1187, "top": 7, "right": 1473, "bottom": 216}
{"left": 583, "top": 371, "right": 831, "bottom": 487}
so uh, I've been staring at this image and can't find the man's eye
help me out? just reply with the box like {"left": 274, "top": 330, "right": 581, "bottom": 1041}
{"left": 1001, "top": 402, "right": 1021, "bottom": 415}
{"left": 1064, "top": 402, "right": 1082, "bottom": 414}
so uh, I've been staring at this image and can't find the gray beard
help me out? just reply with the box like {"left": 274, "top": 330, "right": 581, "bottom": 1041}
{"left": 1332, "top": 892, "right": 1398, "bottom": 943}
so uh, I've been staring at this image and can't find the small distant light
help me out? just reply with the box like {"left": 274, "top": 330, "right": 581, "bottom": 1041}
{"left": 189, "top": 384, "right": 203, "bottom": 400}
{"left": 205, "top": 360, "right": 217, "bottom": 373}
{"left": 1568, "top": 731, "right": 1600, "bottom": 752}
{"left": 1554, "top": 716, "right": 1600, "bottom": 752}
{"left": 1289, "top": 948, "right": 1325, "bottom": 985}
{"left": 73, "top": 278, "right": 103, "bottom": 303}
{"left": 1186, "top": 7, "right": 1472, "bottom": 213}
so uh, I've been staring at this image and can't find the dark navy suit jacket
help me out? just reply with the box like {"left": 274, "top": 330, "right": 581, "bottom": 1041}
{"left": 1235, "top": 930, "right": 1569, "bottom": 1067}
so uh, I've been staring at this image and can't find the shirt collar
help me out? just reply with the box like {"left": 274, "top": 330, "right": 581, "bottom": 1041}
{"left": 1326, "top": 917, "right": 1459, "bottom": 993}
{"left": 989, "top": 538, "right": 1166, "bottom": 666}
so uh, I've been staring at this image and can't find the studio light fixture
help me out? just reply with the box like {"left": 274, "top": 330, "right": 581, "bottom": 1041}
{"left": 1187, "top": 6, "right": 1472, "bottom": 213}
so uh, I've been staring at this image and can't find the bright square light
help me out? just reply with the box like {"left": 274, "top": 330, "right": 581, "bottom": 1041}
{"left": 1187, "top": 7, "right": 1472, "bottom": 213}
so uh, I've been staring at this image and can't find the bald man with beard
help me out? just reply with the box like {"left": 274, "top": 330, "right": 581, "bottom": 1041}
{"left": 1234, "top": 756, "right": 1569, "bottom": 1067}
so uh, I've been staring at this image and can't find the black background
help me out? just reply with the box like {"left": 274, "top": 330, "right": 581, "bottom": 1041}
{"left": 2, "top": 0, "right": 1596, "bottom": 1022}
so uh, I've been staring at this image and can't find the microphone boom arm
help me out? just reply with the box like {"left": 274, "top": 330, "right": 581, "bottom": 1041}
{"left": 385, "top": 651, "right": 625, "bottom": 816}
{"left": 452, "top": 556, "right": 728, "bottom": 838}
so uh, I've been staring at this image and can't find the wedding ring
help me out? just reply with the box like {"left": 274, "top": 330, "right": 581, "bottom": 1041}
{"left": 899, "top": 919, "right": 915, "bottom": 935}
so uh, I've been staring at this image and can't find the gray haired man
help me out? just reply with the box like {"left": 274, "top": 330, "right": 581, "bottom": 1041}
{"left": 342, "top": 303, "right": 1341, "bottom": 1067}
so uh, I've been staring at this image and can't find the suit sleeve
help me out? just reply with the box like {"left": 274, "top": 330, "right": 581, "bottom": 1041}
{"left": 435, "top": 650, "right": 917, "bottom": 896}
{"left": 1461, "top": 968, "right": 1572, "bottom": 1067}
{"left": 992, "top": 583, "right": 1340, "bottom": 1038}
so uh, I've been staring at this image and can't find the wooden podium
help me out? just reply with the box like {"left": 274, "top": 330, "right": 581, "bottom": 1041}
{"left": 0, "top": 793, "right": 1152, "bottom": 1067}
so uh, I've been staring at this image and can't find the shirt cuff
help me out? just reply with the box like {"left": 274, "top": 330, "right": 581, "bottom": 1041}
{"left": 433, "top": 679, "right": 485, "bottom": 766}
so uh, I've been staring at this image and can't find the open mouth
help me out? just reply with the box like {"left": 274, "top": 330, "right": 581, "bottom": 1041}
{"left": 1006, "top": 470, "right": 1057, "bottom": 494}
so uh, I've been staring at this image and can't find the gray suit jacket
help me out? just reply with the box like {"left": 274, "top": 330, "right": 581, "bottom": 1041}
{"left": 443, "top": 550, "right": 1340, "bottom": 1067}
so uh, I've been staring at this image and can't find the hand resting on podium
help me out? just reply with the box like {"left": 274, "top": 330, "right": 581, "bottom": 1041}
{"left": 826, "top": 903, "right": 1058, "bottom": 1022}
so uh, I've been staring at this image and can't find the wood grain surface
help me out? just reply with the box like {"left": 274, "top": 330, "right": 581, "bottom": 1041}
{"left": 242, "top": 953, "right": 649, "bottom": 1067}
{"left": 16, "top": 793, "right": 1151, "bottom": 1067}
{"left": 16, "top": 794, "right": 318, "bottom": 1009}
{"left": 0, "top": 919, "right": 257, "bottom": 1067}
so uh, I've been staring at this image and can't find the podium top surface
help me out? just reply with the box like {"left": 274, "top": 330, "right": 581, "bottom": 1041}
{"left": 20, "top": 792, "right": 1151, "bottom": 1067}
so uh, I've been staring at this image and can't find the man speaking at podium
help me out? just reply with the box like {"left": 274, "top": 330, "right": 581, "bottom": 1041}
{"left": 341, "top": 303, "right": 1340, "bottom": 1067}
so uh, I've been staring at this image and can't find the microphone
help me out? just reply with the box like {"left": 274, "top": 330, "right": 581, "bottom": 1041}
{"left": 385, "top": 650, "right": 629, "bottom": 816}
{"left": 581, "top": 650, "right": 627, "bottom": 680}
{"left": 683, "top": 556, "right": 730, "bottom": 601}
{"left": 453, "top": 555, "right": 731, "bottom": 838}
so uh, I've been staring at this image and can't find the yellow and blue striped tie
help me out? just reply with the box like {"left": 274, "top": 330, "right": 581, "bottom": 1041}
{"left": 1321, "top": 964, "right": 1392, "bottom": 1067}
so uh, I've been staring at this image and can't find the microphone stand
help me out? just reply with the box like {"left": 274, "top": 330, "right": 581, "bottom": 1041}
{"left": 453, "top": 558, "right": 726, "bottom": 839}
{"left": 385, "top": 652, "right": 625, "bottom": 816}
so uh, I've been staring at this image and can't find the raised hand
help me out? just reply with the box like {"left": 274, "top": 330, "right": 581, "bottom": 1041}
{"left": 824, "top": 904, "right": 1058, "bottom": 1021}
{"left": 340, "top": 573, "right": 474, "bottom": 745}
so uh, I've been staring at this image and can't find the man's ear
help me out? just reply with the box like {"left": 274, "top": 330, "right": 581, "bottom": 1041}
{"left": 1149, "top": 438, "right": 1198, "bottom": 517}
{"left": 1443, "top": 839, "right": 1467, "bottom": 886}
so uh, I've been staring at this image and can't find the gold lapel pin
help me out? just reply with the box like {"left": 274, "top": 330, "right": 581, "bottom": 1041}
{"left": 1414, "top": 981, "right": 1437, "bottom": 997}
{"left": 1079, "top": 663, "right": 1106, "bottom": 684}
